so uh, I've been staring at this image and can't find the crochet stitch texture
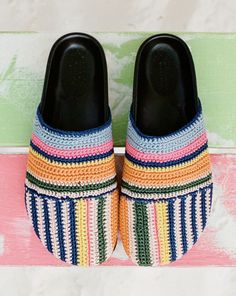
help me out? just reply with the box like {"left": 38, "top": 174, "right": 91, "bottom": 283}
{"left": 25, "top": 108, "right": 118, "bottom": 266}
{"left": 120, "top": 104, "right": 213, "bottom": 266}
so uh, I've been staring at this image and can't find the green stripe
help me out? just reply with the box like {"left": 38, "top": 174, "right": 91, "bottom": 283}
{"left": 134, "top": 202, "right": 151, "bottom": 266}
{"left": 26, "top": 172, "right": 116, "bottom": 193}
{"left": 123, "top": 173, "right": 212, "bottom": 194}
{"left": 97, "top": 197, "right": 106, "bottom": 263}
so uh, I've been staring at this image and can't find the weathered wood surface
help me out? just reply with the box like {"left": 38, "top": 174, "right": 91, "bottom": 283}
{"left": 0, "top": 32, "right": 236, "bottom": 147}
{"left": 0, "top": 32, "right": 235, "bottom": 266}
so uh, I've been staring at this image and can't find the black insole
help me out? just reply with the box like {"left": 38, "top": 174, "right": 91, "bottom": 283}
{"left": 132, "top": 34, "right": 199, "bottom": 136}
{"left": 40, "top": 33, "right": 109, "bottom": 131}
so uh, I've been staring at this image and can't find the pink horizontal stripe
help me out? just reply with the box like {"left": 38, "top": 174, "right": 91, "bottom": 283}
{"left": 127, "top": 133, "right": 207, "bottom": 163}
{"left": 31, "top": 134, "right": 113, "bottom": 158}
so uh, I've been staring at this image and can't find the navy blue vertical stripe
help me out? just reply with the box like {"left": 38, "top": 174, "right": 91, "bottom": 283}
{"left": 69, "top": 200, "right": 77, "bottom": 265}
{"left": 180, "top": 197, "right": 188, "bottom": 254}
{"left": 191, "top": 193, "right": 197, "bottom": 243}
{"left": 200, "top": 188, "right": 207, "bottom": 229}
{"left": 168, "top": 200, "right": 176, "bottom": 262}
{"left": 55, "top": 201, "right": 66, "bottom": 261}
{"left": 30, "top": 194, "right": 39, "bottom": 237}
{"left": 209, "top": 184, "right": 213, "bottom": 209}
{"left": 43, "top": 199, "right": 53, "bottom": 253}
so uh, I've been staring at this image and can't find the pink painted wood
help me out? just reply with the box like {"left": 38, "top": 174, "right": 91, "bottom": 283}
{"left": 0, "top": 154, "right": 235, "bottom": 266}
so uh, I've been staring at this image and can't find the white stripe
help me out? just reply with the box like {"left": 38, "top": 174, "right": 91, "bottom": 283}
{"left": 147, "top": 204, "right": 159, "bottom": 266}
{"left": 25, "top": 191, "right": 32, "bottom": 223}
{"left": 205, "top": 187, "right": 212, "bottom": 221}
{"left": 48, "top": 200, "right": 60, "bottom": 259}
{"left": 25, "top": 179, "right": 117, "bottom": 199}
{"left": 35, "top": 198, "right": 47, "bottom": 247}
{"left": 88, "top": 199, "right": 97, "bottom": 266}
{"left": 104, "top": 195, "right": 112, "bottom": 259}
{"left": 195, "top": 191, "right": 203, "bottom": 236}
{"left": 174, "top": 198, "right": 183, "bottom": 259}
{"left": 27, "top": 169, "right": 116, "bottom": 187}
{"left": 61, "top": 201, "right": 72, "bottom": 264}
{"left": 128, "top": 200, "right": 138, "bottom": 265}
{"left": 121, "top": 179, "right": 212, "bottom": 200}
{"left": 92, "top": 199, "right": 99, "bottom": 265}
{"left": 185, "top": 196, "right": 194, "bottom": 251}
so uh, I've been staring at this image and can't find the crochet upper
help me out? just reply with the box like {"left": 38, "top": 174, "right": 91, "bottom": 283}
{"left": 25, "top": 108, "right": 118, "bottom": 266}
{"left": 120, "top": 104, "right": 213, "bottom": 266}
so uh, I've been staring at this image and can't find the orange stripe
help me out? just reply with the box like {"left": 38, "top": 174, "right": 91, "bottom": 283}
{"left": 119, "top": 196, "right": 130, "bottom": 257}
{"left": 123, "top": 171, "right": 211, "bottom": 188}
{"left": 123, "top": 158, "right": 211, "bottom": 186}
{"left": 111, "top": 190, "right": 119, "bottom": 249}
{"left": 123, "top": 165, "right": 210, "bottom": 186}
{"left": 28, "top": 158, "right": 115, "bottom": 177}
{"left": 27, "top": 166, "right": 115, "bottom": 183}
{"left": 27, "top": 155, "right": 115, "bottom": 182}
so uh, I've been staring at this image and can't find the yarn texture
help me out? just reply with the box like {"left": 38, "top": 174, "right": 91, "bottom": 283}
{"left": 120, "top": 104, "right": 213, "bottom": 266}
{"left": 25, "top": 108, "right": 118, "bottom": 266}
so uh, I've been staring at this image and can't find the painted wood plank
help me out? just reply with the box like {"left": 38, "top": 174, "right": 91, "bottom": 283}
{"left": 0, "top": 153, "right": 235, "bottom": 266}
{"left": 0, "top": 267, "right": 235, "bottom": 296}
{"left": 0, "top": 32, "right": 236, "bottom": 148}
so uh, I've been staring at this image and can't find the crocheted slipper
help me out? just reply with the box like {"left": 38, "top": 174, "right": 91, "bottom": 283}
{"left": 120, "top": 34, "right": 213, "bottom": 266}
{"left": 25, "top": 33, "right": 118, "bottom": 266}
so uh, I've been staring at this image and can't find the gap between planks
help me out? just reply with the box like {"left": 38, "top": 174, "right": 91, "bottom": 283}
{"left": 0, "top": 146, "right": 235, "bottom": 155}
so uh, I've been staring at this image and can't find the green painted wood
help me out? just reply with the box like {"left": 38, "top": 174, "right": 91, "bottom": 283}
{"left": 0, "top": 32, "right": 235, "bottom": 147}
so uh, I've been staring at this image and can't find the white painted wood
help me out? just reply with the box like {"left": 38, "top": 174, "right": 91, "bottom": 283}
{"left": 0, "top": 267, "right": 235, "bottom": 296}
{"left": 0, "top": 146, "right": 235, "bottom": 155}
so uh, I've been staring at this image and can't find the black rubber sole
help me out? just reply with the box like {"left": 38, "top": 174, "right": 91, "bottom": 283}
{"left": 40, "top": 32, "right": 109, "bottom": 131}
{"left": 132, "top": 33, "right": 199, "bottom": 136}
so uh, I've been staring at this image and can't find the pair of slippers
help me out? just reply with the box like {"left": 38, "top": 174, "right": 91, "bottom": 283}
{"left": 25, "top": 33, "right": 213, "bottom": 266}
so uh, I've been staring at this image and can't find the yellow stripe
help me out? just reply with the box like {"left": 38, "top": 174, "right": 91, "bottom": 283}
{"left": 156, "top": 202, "right": 171, "bottom": 265}
{"left": 75, "top": 200, "right": 88, "bottom": 266}
{"left": 125, "top": 149, "right": 209, "bottom": 172}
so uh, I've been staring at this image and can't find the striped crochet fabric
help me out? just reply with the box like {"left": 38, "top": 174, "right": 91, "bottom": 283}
{"left": 120, "top": 104, "right": 213, "bottom": 266}
{"left": 25, "top": 107, "right": 118, "bottom": 266}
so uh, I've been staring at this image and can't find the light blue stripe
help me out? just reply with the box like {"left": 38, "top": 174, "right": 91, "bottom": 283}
{"left": 127, "top": 111, "right": 206, "bottom": 154}
{"left": 33, "top": 116, "right": 112, "bottom": 149}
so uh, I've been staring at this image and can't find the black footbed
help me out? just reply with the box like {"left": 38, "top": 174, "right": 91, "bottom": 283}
{"left": 40, "top": 33, "right": 109, "bottom": 131}
{"left": 132, "top": 34, "right": 199, "bottom": 136}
